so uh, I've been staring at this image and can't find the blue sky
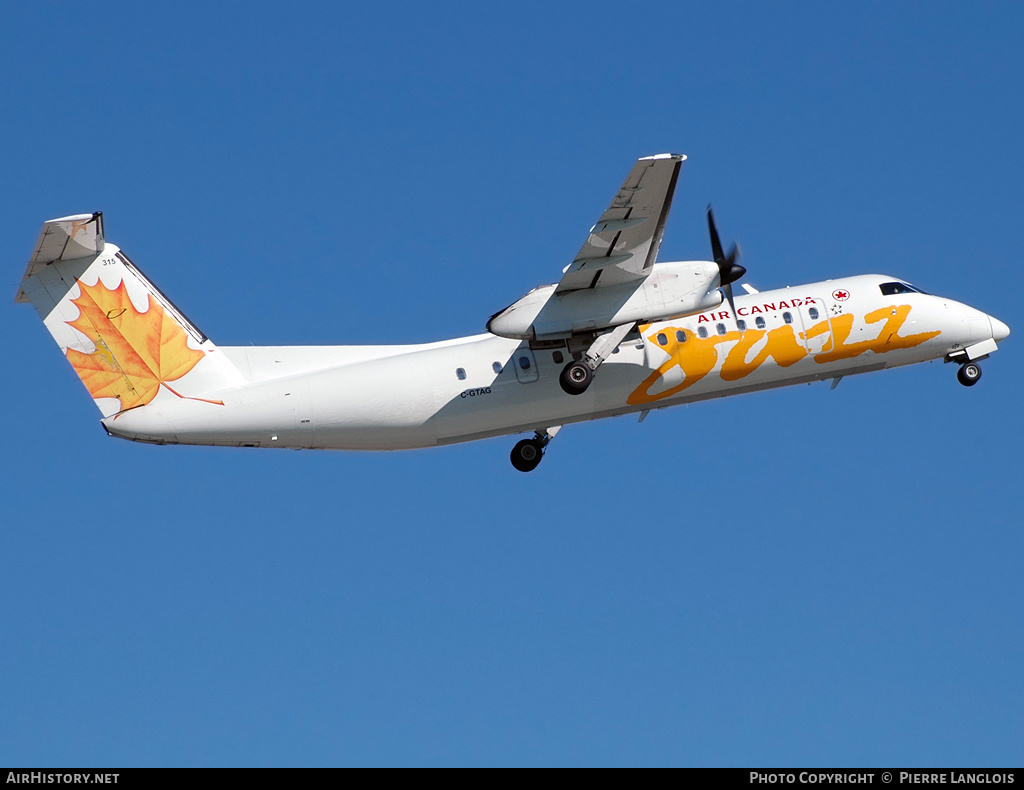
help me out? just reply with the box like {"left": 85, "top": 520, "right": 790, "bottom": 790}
{"left": 1, "top": 1, "right": 1021, "bottom": 767}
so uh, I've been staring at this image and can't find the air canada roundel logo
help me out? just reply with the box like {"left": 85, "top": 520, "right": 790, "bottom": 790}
{"left": 832, "top": 288, "right": 850, "bottom": 301}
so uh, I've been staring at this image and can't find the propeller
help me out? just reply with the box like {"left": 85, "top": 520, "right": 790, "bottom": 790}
{"left": 707, "top": 206, "right": 745, "bottom": 323}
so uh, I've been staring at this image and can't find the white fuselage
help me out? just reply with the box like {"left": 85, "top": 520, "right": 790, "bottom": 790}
{"left": 101, "top": 271, "right": 1008, "bottom": 451}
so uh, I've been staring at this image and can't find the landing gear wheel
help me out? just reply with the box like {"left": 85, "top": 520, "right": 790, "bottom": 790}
{"left": 510, "top": 438, "right": 544, "bottom": 472}
{"left": 958, "top": 362, "right": 982, "bottom": 387}
{"left": 559, "top": 360, "right": 593, "bottom": 395}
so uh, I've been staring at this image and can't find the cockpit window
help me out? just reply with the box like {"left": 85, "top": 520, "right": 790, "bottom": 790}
{"left": 880, "top": 281, "right": 927, "bottom": 296}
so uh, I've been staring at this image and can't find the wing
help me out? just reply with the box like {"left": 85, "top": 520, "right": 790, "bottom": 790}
{"left": 15, "top": 212, "right": 105, "bottom": 303}
{"left": 556, "top": 154, "right": 685, "bottom": 293}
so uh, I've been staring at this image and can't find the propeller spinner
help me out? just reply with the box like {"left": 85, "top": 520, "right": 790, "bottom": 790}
{"left": 707, "top": 207, "right": 745, "bottom": 323}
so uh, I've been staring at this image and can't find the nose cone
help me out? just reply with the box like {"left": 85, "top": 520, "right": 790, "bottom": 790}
{"left": 990, "top": 316, "right": 1011, "bottom": 342}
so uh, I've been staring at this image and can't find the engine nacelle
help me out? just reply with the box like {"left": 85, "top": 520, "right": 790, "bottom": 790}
{"left": 487, "top": 260, "right": 725, "bottom": 340}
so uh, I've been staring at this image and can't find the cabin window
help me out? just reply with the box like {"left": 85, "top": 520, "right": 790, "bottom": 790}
{"left": 553, "top": 351, "right": 564, "bottom": 364}
{"left": 737, "top": 319, "right": 747, "bottom": 331}
{"left": 675, "top": 330, "right": 687, "bottom": 342}
{"left": 697, "top": 326, "right": 708, "bottom": 339}
{"left": 657, "top": 332, "right": 668, "bottom": 346}
{"left": 716, "top": 323, "right": 727, "bottom": 336}
{"left": 456, "top": 368, "right": 467, "bottom": 380}
{"left": 808, "top": 307, "right": 819, "bottom": 320}
{"left": 783, "top": 312, "right": 793, "bottom": 324}
{"left": 755, "top": 316, "right": 766, "bottom": 329}
{"left": 518, "top": 355, "right": 531, "bottom": 370}
{"left": 492, "top": 362, "right": 503, "bottom": 374}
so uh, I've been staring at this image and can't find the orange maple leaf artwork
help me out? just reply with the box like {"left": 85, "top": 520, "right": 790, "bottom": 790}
{"left": 70, "top": 219, "right": 92, "bottom": 239}
{"left": 65, "top": 278, "right": 216, "bottom": 411}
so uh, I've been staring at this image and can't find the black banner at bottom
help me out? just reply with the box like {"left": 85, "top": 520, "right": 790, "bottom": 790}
{"left": 1, "top": 767, "right": 1021, "bottom": 776}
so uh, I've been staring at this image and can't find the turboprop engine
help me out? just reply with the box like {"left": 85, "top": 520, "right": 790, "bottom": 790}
{"left": 487, "top": 260, "right": 726, "bottom": 341}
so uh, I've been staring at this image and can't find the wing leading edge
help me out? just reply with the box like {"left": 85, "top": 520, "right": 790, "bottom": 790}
{"left": 556, "top": 153, "right": 685, "bottom": 293}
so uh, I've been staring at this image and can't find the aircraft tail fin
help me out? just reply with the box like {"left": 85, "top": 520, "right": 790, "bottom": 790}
{"left": 17, "top": 212, "right": 245, "bottom": 418}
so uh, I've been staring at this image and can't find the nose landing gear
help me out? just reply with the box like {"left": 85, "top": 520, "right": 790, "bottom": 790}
{"left": 957, "top": 362, "right": 982, "bottom": 387}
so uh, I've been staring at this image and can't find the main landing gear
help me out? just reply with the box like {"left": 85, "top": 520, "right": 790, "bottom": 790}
{"left": 558, "top": 322, "right": 636, "bottom": 396}
{"left": 957, "top": 361, "right": 982, "bottom": 387}
{"left": 510, "top": 427, "right": 560, "bottom": 472}
{"left": 559, "top": 360, "right": 593, "bottom": 395}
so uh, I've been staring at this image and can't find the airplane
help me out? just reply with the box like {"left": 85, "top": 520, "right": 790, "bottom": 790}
{"left": 16, "top": 154, "right": 1010, "bottom": 472}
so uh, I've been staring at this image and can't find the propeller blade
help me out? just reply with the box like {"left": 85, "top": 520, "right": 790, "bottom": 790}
{"left": 720, "top": 247, "right": 745, "bottom": 286}
{"left": 722, "top": 281, "right": 738, "bottom": 322}
{"left": 707, "top": 206, "right": 746, "bottom": 325}
{"left": 707, "top": 206, "right": 725, "bottom": 262}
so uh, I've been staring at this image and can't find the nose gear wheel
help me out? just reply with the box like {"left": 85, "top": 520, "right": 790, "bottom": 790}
{"left": 957, "top": 362, "right": 981, "bottom": 387}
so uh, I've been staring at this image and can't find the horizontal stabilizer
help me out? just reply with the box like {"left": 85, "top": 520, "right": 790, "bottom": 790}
{"left": 15, "top": 212, "right": 105, "bottom": 303}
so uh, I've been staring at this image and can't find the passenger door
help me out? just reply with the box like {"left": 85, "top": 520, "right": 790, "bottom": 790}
{"left": 796, "top": 297, "right": 832, "bottom": 355}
